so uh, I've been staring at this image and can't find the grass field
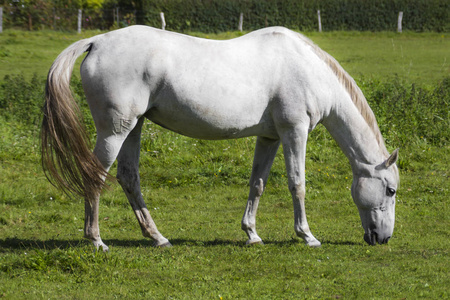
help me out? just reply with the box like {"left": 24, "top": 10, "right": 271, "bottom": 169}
{"left": 0, "top": 28, "right": 449, "bottom": 299}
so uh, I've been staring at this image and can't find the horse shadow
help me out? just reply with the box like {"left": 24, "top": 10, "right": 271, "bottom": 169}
{"left": 0, "top": 237, "right": 359, "bottom": 251}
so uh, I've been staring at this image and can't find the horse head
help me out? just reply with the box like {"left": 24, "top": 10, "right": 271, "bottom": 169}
{"left": 351, "top": 149, "right": 399, "bottom": 245}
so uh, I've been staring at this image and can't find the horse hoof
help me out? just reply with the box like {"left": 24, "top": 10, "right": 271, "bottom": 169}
{"left": 246, "top": 239, "right": 264, "bottom": 246}
{"left": 306, "top": 239, "right": 322, "bottom": 248}
{"left": 154, "top": 241, "right": 172, "bottom": 248}
{"left": 94, "top": 243, "right": 109, "bottom": 252}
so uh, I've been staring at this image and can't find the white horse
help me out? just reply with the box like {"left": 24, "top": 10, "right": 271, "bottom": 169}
{"left": 41, "top": 26, "right": 399, "bottom": 250}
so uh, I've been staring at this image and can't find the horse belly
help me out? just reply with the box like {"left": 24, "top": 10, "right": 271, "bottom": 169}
{"left": 145, "top": 96, "right": 277, "bottom": 140}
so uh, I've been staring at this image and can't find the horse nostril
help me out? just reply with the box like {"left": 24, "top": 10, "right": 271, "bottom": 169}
{"left": 364, "top": 232, "right": 377, "bottom": 246}
{"left": 384, "top": 236, "right": 391, "bottom": 244}
{"left": 371, "top": 231, "right": 378, "bottom": 245}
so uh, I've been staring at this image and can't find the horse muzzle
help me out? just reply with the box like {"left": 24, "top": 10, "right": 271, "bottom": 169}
{"left": 364, "top": 231, "right": 391, "bottom": 245}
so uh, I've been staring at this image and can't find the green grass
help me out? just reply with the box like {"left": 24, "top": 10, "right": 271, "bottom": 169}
{"left": 308, "top": 31, "right": 450, "bottom": 85}
{"left": 1, "top": 128, "right": 448, "bottom": 298}
{"left": 0, "top": 29, "right": 449, "bottom": 299}
{"left": 0, "top": 30, "right": 100, "bottom": 80}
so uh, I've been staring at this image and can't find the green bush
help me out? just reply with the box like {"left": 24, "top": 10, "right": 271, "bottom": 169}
{"left": 1, "top": 74, "right": 448, "bottom": 148}
{"left": 361, "top": 76, "right": 449, "bottom": 147}
{"left": 0, "top": 74, "right": 44, "bottom": 126}
{"left": 0, "top": 74, "right": 96, "bottom": 138}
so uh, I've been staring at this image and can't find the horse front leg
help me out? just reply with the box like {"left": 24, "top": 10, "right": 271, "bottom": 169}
{"left": 116, "top": 118, "right": 171, "bottom": 248}
{"left": 241, "top": 137, "right": 280, "bottom": 245}
{"left": 280, "top": 126, "right": 321, "bottom": 247}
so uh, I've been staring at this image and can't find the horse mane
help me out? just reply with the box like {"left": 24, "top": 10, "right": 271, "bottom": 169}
{"left": 295, "top": 32, "right": 388, "bottom": 155}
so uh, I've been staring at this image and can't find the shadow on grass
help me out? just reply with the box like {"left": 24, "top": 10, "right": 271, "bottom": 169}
{"left": 167, "top": 238, "right": 303, "bottom": 247}
{"left": 0, "top": 238, "right": 88, "bottom": 251}
{"left": 0, "top": 238, "right": 165, "bottom": 251}
{"left": 0, "top": 237, "right": 360, "bottom": 251}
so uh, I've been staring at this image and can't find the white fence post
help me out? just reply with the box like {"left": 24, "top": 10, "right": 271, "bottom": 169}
{"left": 238, "top": 12, "right": 243, "bottom": 32}
{"left": 160, "top": 12, "right": 166, "bottom": 30}
{"left": 397, "top": 11, "right": 403, "bottom": 33}
{"left": 0, "top": 7, "right": 3, "bottom": 33}
{"left": 77, "top": 9, "right": 82, "bottom": 33}
{"left": 317, "top": 10, "right": 322, "bottom": 32}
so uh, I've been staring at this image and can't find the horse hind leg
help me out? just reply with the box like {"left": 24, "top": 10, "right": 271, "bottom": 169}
{"left": 84, "top": 130, "right": 130, "bottom": 252}
{"left": 116, "top": 117, "right": 171, "bottom": 247}
{"left": 241, "top": 137, "right": 280, "bottom": 245}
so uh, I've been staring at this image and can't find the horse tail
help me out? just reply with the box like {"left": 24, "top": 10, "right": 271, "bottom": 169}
{"left": 41, "top": 38, "right": 111, "bottom": 201}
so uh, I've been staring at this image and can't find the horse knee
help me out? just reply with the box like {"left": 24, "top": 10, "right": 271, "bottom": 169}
{"left": 289, "top": 183, "right": 305, "bottom": 199}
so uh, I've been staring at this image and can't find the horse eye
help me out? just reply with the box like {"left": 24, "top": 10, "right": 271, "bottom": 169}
{"left": 387, "top": 187, "right": 396, "bottom": 196}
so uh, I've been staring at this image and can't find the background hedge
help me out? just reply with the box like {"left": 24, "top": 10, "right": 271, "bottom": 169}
{"left": 2, "top": 0, "right": 449, "bottom": 32}
{"left": 141, "top": 0, "right": 449, "bottom": 32}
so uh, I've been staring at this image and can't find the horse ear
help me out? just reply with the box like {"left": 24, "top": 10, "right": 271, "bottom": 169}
{"left": 384, "top": 148, "right": 399, "bottom": 168}
{"left": 376, "top": 148, "right": 399, "bottom": 170}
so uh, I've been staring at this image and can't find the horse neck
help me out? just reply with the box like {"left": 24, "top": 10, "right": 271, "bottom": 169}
{"left": 322, "top": 94, "right": 388, "bottom": 170}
